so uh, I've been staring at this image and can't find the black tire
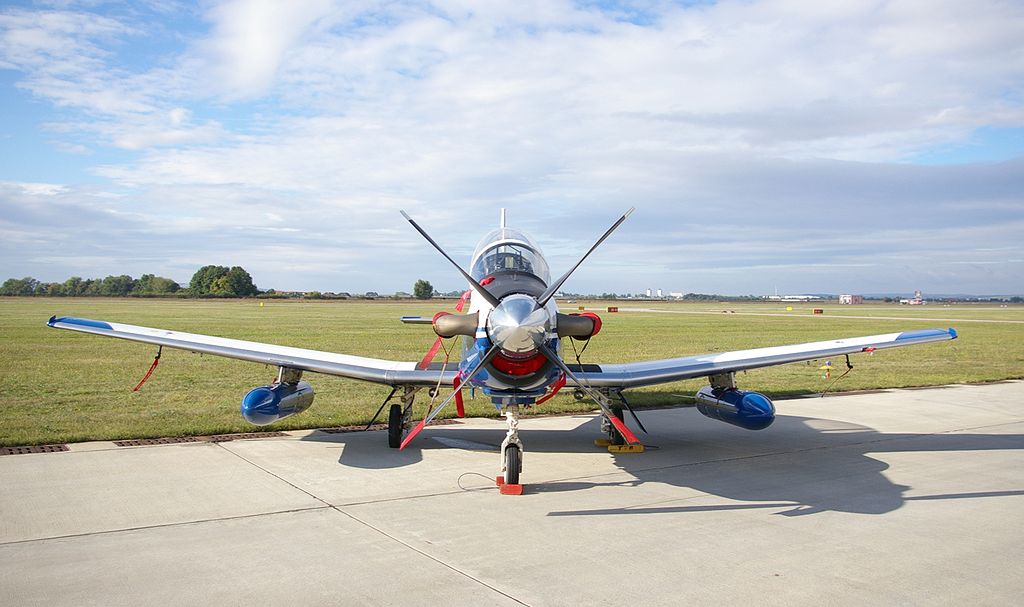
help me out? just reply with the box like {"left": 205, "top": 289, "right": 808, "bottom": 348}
{"left": 504, "top": 445, "right": 521, "bottom": 485}
{"left": 609, "top": 407, "right": 626, "bottom": 446}
{"left": 388, "top": 404, "right": 403, "bottom": 448}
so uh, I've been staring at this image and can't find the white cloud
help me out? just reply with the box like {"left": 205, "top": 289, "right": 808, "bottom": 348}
{"left": 3, "top": 181, "right": 68, "bottom": 196}
{"left": 199, "top": 0, "right": 337, "bottom": 99}
{"left": 1, "top": 1, "right": 1022, "bottom": 293}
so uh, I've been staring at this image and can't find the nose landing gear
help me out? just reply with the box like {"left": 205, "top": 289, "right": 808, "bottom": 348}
{"left": 496, "top": 405, "right": 524, "bottom": 495}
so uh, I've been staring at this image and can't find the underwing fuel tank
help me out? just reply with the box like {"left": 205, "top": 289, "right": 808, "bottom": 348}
{"left": 694, "top": 386, "right": 775, "bottom": 430}
{"left": 240, "top": 381, "right": 314, "bottom": 425}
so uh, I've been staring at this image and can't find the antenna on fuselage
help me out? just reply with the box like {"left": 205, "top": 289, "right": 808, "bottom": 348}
{"left": 500, "top": 208, "right": 507, "bottom": 229}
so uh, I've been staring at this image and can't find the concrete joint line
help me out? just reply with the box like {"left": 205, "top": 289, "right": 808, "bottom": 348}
{"left": 333, "top": 506, "right": 532, "bottom": 607}
{"left": 0, "top": 506, "right": 330, "bottom": 547}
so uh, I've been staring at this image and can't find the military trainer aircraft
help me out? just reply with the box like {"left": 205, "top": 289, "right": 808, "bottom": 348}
{"left": 48, "top": 209, "right": 957, "bottom": 492}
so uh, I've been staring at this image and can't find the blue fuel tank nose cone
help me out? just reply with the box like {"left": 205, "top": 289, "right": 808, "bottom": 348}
{"left": 240, "top": 386, "right": 280, "bottom": 425}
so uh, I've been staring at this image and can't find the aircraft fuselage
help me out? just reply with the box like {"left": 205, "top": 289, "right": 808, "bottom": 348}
{"left": 462, "top": 225, "right": 563, "bottom": 406}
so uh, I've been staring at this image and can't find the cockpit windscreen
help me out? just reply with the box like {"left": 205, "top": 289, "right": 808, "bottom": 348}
{"left": 470, "top": 228, "right": 550, "bottom": 283}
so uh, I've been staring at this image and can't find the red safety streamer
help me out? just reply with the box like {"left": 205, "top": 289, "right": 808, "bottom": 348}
{"left": 419, "top": 292, "right": 474, "bottom": 370}
{"left": 454, "top": 289, "right": 472, "bottom": 312}
{"left": 132, "top": 347, "right": 162, "bottom": 392}
{"left": 608, "top": 414, "right": 640, "bottom": 445}
{"left": 453, "top": 372, "right": 465, "bottom": 417}
{"left": 536, "top": 373, "right": 566, "bottom": 405}
{"left": 418, "top": 336, "right": 444, "bottom": 370}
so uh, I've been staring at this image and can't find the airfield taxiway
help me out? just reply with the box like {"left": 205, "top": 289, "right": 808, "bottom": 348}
{"left": 2, "top": 382, "right": 1022, "bottom": 605}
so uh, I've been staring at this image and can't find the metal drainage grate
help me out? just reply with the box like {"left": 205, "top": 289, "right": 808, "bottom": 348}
{"left": 114, "top": 432, "right": 289, "bottom": 446}
{"left": 319, "top": 424, "right": 384, "bottom": 434}
{"left": 113, "top": 437, "right": 202, "bottom": 447}
{"left": 0, "top": 444, "right": 70, "bottom": 456}
{"left": 204, "top": 432, "right": 288, "bottom": 443}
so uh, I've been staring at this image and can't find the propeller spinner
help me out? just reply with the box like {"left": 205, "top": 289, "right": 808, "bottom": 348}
{"left": 487, "top": 294, "right": 552, "bottom": 355}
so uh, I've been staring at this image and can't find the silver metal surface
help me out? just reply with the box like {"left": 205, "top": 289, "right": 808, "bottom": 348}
{"left": 710, "top": 372, "right": 737, "bottom": 390}
{"left": 48, "top": 318, "right": 456, "bottom": 386}
{"left": 569, "top": 330, "right": 956, "bottom": 388}
{"left": 486, "top": 294, "right": 552, "bottom": 354}
{"left": 276, "top": 366, "right": 303, "bottom": 386}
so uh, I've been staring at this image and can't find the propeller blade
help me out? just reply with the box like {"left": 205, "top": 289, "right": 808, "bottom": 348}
{"left": 536, "top": 342, "right": 640, "bottom": 444}
{"left": 400, "top": 210, "right": 501, "bottom": 308}
{"left": 400, "top": 344, "right": 500, "bottom": 449}
{"left": 536, "top": 207, "right": 634, "bottom": 307}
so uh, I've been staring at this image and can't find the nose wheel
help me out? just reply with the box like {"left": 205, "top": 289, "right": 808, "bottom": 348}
{"left": 497, "top": 405, "right": 524, "bottom": 494}
{"left": 503, "top": 444, "right": 521, "bottom": 485}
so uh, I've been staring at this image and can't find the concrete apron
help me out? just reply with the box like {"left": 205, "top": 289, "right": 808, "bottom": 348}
{"left": 2, "top": 381, "right": 1022, "bottom": 605}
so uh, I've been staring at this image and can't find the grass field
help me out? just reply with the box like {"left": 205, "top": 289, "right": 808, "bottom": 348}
{"left": 2, "top": 297, "right": 1022, "bottom": 446}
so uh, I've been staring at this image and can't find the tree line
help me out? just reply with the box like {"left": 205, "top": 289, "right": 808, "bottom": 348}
{"left": 1, "top": 266, "right": 258, "bottom": 298}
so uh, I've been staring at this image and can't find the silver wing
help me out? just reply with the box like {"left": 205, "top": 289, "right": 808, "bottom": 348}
{"left": 569, "top": 328, "right": 957, "bottom": 388}
{"left": 49, "top": 316, "right": 956, "bottom": 390}
{"left": 47, "top": 316, "right": 455, "bottom": 386}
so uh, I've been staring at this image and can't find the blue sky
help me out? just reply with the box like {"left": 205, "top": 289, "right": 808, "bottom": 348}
{"left": 2, "top": 0, "right": 1023, "bottom": 296}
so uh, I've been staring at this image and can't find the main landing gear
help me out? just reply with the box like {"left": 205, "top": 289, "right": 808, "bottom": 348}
{"left": 597, "top": 406, "right": 626, "bottom": 446}
{"left": 387, "top": 386, "right": 418, "bottom": 449}
{"left": 595, "top": 390, "right": 645, "bottom": 454}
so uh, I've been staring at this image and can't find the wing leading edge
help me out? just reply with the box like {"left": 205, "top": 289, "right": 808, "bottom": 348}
{"left": 568, "top": 328, "right": 957, "bottom": 388}
{"left": 47, "top": 316, "right": 456, "bottom": 387}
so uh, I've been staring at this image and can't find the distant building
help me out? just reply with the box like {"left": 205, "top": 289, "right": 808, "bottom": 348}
{"left": 839, "top": 294, "right": 864, "bottom": 305}
{"left": 645, "top": 288, "right": 652, "bottom": 297}
{"left": 656, "top": 289, "right": 663, "bottom": 297}
{"left": 670, "top": 292, "right": 684, "bottom": 299}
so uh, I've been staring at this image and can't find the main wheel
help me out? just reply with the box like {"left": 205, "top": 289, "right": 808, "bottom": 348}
{"left": 387, "top": 404, "right": 403, "bottom": 448}
{"left": 504, "top": 445, "right": 521, "bottom": 485}
{"left": 609, "top": 407, "right": 626, "bottom": 446}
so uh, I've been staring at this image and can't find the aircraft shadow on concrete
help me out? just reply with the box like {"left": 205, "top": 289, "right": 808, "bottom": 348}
{"left": 301, "top": 397, "right": 1024, "bottom": 518}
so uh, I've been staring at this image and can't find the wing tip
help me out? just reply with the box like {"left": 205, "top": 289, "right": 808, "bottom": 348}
{"left": 895, "top": 327, "right": 958, "bottom": 343}
{"left": 46, "top": 316, "right": 114, "bottom": 331}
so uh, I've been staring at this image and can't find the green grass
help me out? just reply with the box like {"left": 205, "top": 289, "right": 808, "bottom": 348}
{"left": 1, "top": 297, "right": 1022, "bottom": 446}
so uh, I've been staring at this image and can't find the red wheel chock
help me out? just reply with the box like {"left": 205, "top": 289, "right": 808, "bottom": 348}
{"left": 495, "top": 477, "right": 524, "bottom": 495}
